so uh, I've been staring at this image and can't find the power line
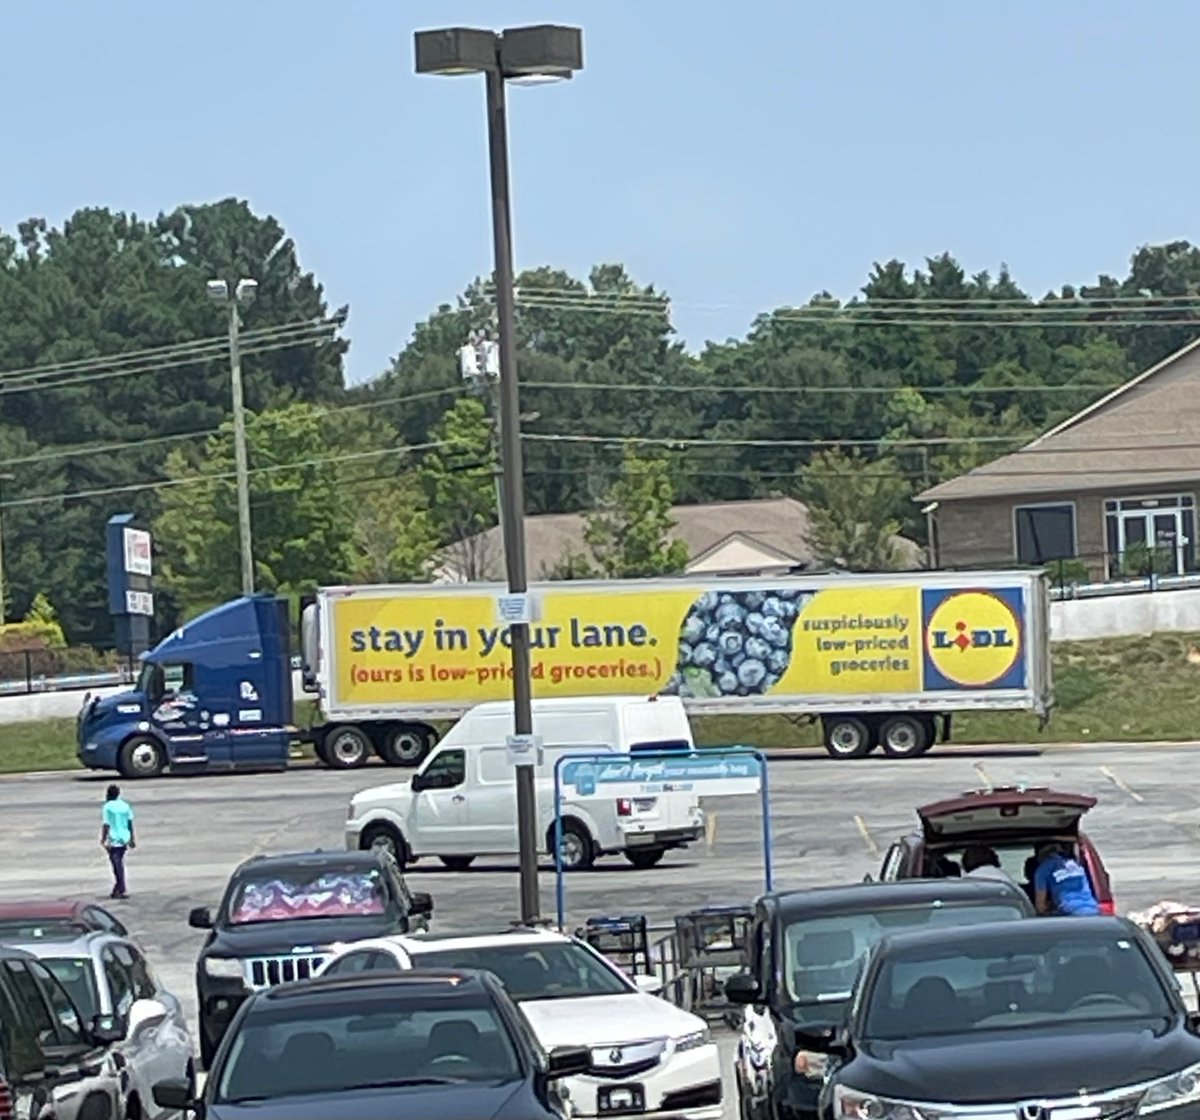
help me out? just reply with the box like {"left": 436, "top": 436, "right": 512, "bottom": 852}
{"left": 519, "top": 379, "right": 1124, "bottom": 397}
{"left": 522, "top": 432, "right": 1032, "bottom": 450}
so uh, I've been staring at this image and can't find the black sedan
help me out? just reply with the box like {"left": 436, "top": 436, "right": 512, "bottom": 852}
{"left": 803, "top": 916, "right": 1200, "bottom": 1118}
{"left": 153, "top": 969, "right": 590, "bottom": 1120}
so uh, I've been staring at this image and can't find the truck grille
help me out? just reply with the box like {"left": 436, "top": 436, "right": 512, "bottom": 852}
{"left": 588, "top": 1038, "right": 666, "bottom": 1079}
{"left": 243, "top": 953, "right": 327, "bottom": 989}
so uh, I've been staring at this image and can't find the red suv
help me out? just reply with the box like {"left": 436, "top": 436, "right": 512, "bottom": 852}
{"left": 877, "top": 786, "right": 1115, "bottom": 915}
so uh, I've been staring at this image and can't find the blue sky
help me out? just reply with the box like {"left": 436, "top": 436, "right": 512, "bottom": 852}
{"left": 4, "top": 1, "right": 1197, "bottom": 385}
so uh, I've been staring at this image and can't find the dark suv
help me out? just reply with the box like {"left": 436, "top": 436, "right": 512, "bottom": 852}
{"left": 189, "top": 849, "right": 433, "bottom": 1066}
{"left": 724, "top": 878, "right": 1034, "bottom": 1120}
{"left": 0, "top": 944, "right": 125, "bottom": 1120}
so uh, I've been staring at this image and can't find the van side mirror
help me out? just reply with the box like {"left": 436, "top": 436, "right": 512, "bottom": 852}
{"left": 188, "top": 907, "right": 213, "bottom": 930}
{"left": 410, "top": 773, "right": 428, "bottom": 793}
{"left": 724, "top": 972, "right": 760, "bottom": 1005}
{"left": 410, "top": 892, "right": 433, "bottom": 917}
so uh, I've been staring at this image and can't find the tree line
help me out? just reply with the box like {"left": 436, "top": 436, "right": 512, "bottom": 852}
{"left": 2, "top": 198, "right": 1198, "bottom": 644}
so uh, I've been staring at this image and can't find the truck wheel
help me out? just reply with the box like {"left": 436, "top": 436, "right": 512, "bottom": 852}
{"left": 118, "top": 736, "right": 165, "bottom": 778}
{"left": 551, "top": 821, "right": 595, "bottom": 871}
{"left": 879, "top": 714, "right": 931, "bottom": 758}
{"left": 381, "top": 724, "right": 428, "bottom": 767}
{"left": 438, "top": 855, "right": 476, "bottom": 871}
{"left": 313, "top": 737, "right": 332, "bottom": 766}
{"left": 822, "top": 716, "right": 873, "bottom": 759}
{"left": 362, "top": 823, "right": 407, "bottom": 868}
{"left": 625, "top": 848, "right": 665, "bottom": 869}
{"left": 325, "top": 725, "right": 371, "bottom": 769}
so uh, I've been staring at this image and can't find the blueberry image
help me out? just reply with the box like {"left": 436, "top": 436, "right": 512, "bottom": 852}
{"left": 692, "top": 643, "right": 717, "bottom": 668}
{"left": 718, "top": 631, "right": 744, "bottom": 657}
{"left": 762, "top": 596, "right": 786, "bottom": 619}
{"left": 694, "top": 591, "right": 719, "bottom": 614}
{"left": 745, "top": 611, "right": 765, "bottom": 635}
{"left": 679, "top": 641, "right": 693, "bottom": 666}
{"left": 738, "top": 659, "right": 767, "bottom": 689}
{"left": 744, "top": 637, "right": 770, "bottom": 662}
{"left": 741, "top": 591, "right": 766, "bottom": 610}
{"left": 716, "top": 601, "right": 744, "bottom": 628}
{"left": 705, "top": 623, "right": 722, "bottom": 645}
{"left": 714, "top": 656, "right": 731, "bottom": 676}
{"left": 768, "top": 648, "right": 790, "bottom": 674}
{"left": 681, "top": 614, "right": 707, "bottom": 644}
{"left": 717, "top": 671, "right": 738, "bottom": 694}
{"left": 732, "top": 652, "right": 746, "bottom": 669}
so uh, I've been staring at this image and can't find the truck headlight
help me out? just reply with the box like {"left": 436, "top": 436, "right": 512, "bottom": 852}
{"left": 672, "top": 1027, "right": 710, "bottom": 1052}
{"left": 1139, "top": 1062, "right": 1200, "bottom": 1114}
{"left": 204, "top": 957, "right": 245, "bottom": 981}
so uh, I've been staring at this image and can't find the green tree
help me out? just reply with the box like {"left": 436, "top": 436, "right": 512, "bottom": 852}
{"left": 347, "top": 475, "right": 439, "bottom": 584}
{"left": 801, "top": 449, "right": 911, "bottom": 572}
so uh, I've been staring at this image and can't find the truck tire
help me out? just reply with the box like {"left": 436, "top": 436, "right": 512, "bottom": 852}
{"left": 822, "top": 716, "right": 873, "bottom": 759}
{"left": 118, "top": 736, "right": 166, "bottom": 779}
{"left": 362, "top": 823, "right": 407, "bottom": 868}
{"left": 380, "top": 724, "right": 429, "bottom": 767}
{"left": 438, "top": 855, "right": 476, "bottom": 871}
{"left": 313, "top": 736, "right": 332, "bottom": 766}
{"left": 550, "top": 820, "right": 595, "bottom": 871}
{"left": 324, "top": 725, "right": 371, "bottom": 769}
{"left": 879, "top": 714, "right": 932, "bottom": 758}
{"left": 625, "top": 848, "right": 665, "bottom": 869}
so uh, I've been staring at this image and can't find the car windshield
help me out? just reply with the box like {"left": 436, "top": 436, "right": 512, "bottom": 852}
{"left": 863, "top": 930, "right": 1173, "bottom": 1041}
{"left": 410, "top": 941, "right": 632, "bottom": 1001}
{"left": 41, "top": 957, "right": 101, "bottom": 1019}
{"left": 226, "top": 868, "right": 388, "bottom": 925}
{"left": 784, "top": 902, "right": 1025, "bottom": 1005}
{"left": 216, "top": 997, "right": 521, "bottom": 1100}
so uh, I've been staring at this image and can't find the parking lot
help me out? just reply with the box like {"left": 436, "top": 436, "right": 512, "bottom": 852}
{"left": 3, "top": 740, "right": 1198, "bottom": 1118}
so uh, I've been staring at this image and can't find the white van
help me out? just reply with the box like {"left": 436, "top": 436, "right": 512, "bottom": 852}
{"left": 344, "top": 695, "right": 705, "bottom": 871}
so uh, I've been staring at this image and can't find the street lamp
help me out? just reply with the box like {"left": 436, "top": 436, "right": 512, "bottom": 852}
{"left": 0, "top": 471, "right": 15, "bottom": 623}
{"left": 415, "top": 24, "right": 583, "bottom": 925}
{"left": 206, "top": 277, "right": 259, "bottom": 597}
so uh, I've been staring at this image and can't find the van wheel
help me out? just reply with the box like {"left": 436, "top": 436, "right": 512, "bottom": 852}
{"left": 325, "top": 725, "right": 371, "bottom": 769}
{"left": 439, "top": 856, "right": 476, "bottom": 871}
{"left": 879, "top": 714, "right": 932, "bottom": 758}
{"left": 118, "top": 736, "right": 165, "bottom": 778}
{"left": 822, "top": 716, "right": 873, "bottom": 759}
{"left": 381, "top": 724, "right": 429, "bottom": 767}
{"left": 362, "top": 824, "right": 407, "bottom": 869}
{"left": 551, "top": 821, "right": 595, "bottom": 871}
{"left": 625, "top": 848, "right": 665, "bottom": 869}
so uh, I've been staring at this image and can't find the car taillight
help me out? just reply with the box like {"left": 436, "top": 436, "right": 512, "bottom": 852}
{"left": 1099, "top": 899, "right": 1115, "bottom": 915}
{"left": 0, "top": 1077, "right": 14, "bottom": 1120}
{"left": 617, "top": 798, "right": 632, "bottom": 817}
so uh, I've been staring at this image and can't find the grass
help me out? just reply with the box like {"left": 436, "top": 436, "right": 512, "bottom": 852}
{"left": 5, "top": 632, "right": 1200, "bottom": 774}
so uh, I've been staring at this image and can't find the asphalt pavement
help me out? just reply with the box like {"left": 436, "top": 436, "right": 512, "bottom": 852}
{"left": 3, "top": 741, "right": 1198, "bottom": 1119}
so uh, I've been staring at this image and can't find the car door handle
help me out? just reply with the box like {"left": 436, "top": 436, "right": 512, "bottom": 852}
{"left": 452, "top": 794, "right": 465, "bottom": 802}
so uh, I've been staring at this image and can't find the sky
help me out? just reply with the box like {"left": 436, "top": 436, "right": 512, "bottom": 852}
{"left": 3, "top": 1, "right": 1198, "bottom": 386}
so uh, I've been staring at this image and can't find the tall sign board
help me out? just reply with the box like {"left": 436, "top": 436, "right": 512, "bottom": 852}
{"left": 106, "top": 513, "right": 154, "bottom": 657}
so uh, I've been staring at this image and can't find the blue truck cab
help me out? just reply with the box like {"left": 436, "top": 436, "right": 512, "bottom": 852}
{"left": 77, "top": 595, "right": 295, "bottom": 778}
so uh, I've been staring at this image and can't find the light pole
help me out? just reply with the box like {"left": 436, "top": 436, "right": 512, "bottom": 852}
{"left": 0, "top": 471, "right": 14, "bottom": 623}
{"left": 206, "top": 277, "right": 259, "bottom": 597}
{"left": 416, "top": 24, "right": 583, "bottom": 925}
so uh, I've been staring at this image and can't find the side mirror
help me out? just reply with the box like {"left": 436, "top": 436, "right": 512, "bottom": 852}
{"left": 89, "top": 1012, "right": 126, "bottom": 1045}
{"left": 154, "top": 1077, "right": 201, "bottom": 1114}
{"left": 1188, "top": 1011, "right": 1200, "bottom": 1033}
{"left": 410, "top": 773, "right": 428, "bottom": 793}
{"left": 410, "top": 892, "right": 434, "bottom": 917}
{"left": 724, "top": 972, "right": 761, "bottom": 1005}
{"left": 862, "top": 873, "right": 875, "bottom": 883}
{"left": 188, "top": 907, "right": 213, "bottom": 930}
{"left": 126, "top": 998, "right": 168, "bottom": 1038}
{"left": 546, "top": 1045, "right": 592, "bottom": 1079}
{"left": 632, "top": 973, "right": 662, "bottom": 995}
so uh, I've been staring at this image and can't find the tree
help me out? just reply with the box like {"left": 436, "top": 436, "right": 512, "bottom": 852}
{"left": 154, "top": 403, "right": 355, "bottom": 616}
{"left": 346, "top": 475, "right": 439, "bottom": 584}
{"left": 801, "top": 449, "right": 911, "bottom": 572}
{"left": 577, "top": 449, "right": 689, "bottom": 579}
{"left": 418, "top": 397, "right": 498, "bottom": 580}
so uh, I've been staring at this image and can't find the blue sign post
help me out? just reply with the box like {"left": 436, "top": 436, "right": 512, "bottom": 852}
{"left": 552, "top": 747, "right": 772, "bottom": 929}
{"left": 106, "top": 513, "right": 154, "bottom": 659}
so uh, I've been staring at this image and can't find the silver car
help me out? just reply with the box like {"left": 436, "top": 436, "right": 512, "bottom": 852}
{"left": 11, "top": 932, "right": 195, "bottom": 1120}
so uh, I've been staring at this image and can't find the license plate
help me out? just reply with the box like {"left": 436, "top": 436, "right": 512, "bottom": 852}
{"left": 598, "top": 1084, "right": 645, "bottom": 1114}
{"left": 634, "top": 798, "right": 656, "bottom": 812}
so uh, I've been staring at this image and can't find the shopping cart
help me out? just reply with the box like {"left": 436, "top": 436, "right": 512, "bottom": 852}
{"left": 672, "top": 904, "right": 753, "bottom": 1026}
{"left": 576, "top": 914, "right": 652, "bottom": 980}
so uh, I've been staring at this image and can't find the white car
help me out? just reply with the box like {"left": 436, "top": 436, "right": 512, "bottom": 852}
{"left": 13, "top": 930, "right": 195, "bottom": 1120}
{"left": 316, "top": 926, "right": 723, "bottom": 1119}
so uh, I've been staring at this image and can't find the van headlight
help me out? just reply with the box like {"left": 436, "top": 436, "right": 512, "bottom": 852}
{"left": 1139, "top": 1062, "right": 1200, "bottom": 1114}
{"left": 204, "top": 957, "right": 245, "bottom": 981}
{"left": 672, "top": 1028, "right": 710, "bottom": 1052}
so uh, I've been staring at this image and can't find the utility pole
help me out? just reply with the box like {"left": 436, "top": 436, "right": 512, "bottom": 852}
{"left": 0, "top": 472, "right": 14, "bottom": 623}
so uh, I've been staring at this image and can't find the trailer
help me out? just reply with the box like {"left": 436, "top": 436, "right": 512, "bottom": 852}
{"left": 75, "top": 569, "right": 1052, "bottom": 777}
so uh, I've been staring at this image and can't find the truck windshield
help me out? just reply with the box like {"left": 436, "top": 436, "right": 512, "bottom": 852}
{"left": 226, "top": 868, "right": 389, "bottom": 925}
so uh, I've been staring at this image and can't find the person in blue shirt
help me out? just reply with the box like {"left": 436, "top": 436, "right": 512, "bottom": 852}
{"left": 1033, "top": 842, "right": 1100, "bottom": 916}
{"left": 100, "top": 784, "right": 135, "bottom": 900}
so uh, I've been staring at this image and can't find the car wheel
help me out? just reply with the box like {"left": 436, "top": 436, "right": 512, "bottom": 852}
{"left": 551, "top": 821, "right": 595, "bottom": 870}
{"left": 438, "top": 855, "right": 476, "bottom": 871}
{"left": 362, "top": 823, "right": 407, "bottom": 869}
{"left": 822, "top": 716, "right": 873, "bottom": 759}
{"left": 118, "top": 736, "right": 165, "bottom": 778}
{"left": 380, "top": 724, "right": 429, "bottom": 767}
{"left": 624, "top": 848, "right": 665, "bottom": 869}
{"left": 879, "top": 714, "right": 932, "bottom": 758}
{"left": 324, "top": 725, "right": 371, "bottom": 769}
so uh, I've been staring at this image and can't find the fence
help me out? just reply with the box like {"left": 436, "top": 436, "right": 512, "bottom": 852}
{"left": 0, "top": 647, "right": 138, "bottom": 697}
{"left": 1043, "top": 549, "right": 1200, "bottom": 601}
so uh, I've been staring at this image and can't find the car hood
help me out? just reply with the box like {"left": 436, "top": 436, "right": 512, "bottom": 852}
{"left": 206, "top": 914, "right": 402, "bottom": 955}
{"left": 917, "top": 786, "right": 1096, "bottom": 840}
{"left": 845, "top": 1019, "right": 1200, "bottom": 1103}
{"left": 518, "top": 992, "right": 704, "bottom": 1047}
{"left": 207, "top": 1081, "right": 528, "bottom": 1120}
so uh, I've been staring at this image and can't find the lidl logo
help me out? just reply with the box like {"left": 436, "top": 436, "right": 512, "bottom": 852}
{"left": 921, "top": 588, "right": 1026, "bottom": 691}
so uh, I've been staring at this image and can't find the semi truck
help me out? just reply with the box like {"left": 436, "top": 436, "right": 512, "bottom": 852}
{"left": 76, "top": 569, "right": 1052, "bottom": 777}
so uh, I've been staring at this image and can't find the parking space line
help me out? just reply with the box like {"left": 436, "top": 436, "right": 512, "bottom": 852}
{"left": 1100, "top": 765, "right": 1145, "bottom": 803}
{"left": 247, "top": 813, "right": 305, "bottom": 858}
{"left": 854, "top": 814, "right": 879, "bottom": 856}
{"left": 973, "top": 762, "right": 993, "bottom": 790}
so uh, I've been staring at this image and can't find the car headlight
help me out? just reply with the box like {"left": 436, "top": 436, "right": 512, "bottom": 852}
{"left": 1140, "top": 1062, "right": 1200, "bottom": 1114}
{"left": 672, "top": 1027, "right": 711, "bottom": 1052}
{"left": 833, "top": 1085, "right": 948, "bottom": 1119}
{"left": 204, "top": 957, "right": 245, "bottom": 981}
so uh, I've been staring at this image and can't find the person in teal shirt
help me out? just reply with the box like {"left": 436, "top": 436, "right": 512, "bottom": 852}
{"left": 100, "top": 784, "right": 135, "bottom": 899}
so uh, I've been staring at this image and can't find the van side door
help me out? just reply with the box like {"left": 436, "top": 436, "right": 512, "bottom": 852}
{"left": 408, "top": 749, "right": 471, "bottom": 856}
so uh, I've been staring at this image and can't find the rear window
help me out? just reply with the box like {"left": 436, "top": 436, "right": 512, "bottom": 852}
{"left": 41, "top": 959, "right": 100, "bottom": 1020}
{"left": 783, "top": 902, "right": 1025, "bottom": 1006}
{"left": 926, "top": 842, "right": 1099, "bottom": 894}
{"left": 226, "top": 868, "right": 388, "bottom": 925}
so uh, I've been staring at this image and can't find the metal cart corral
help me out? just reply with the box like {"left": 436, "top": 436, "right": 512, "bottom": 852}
{"left": 576, "top": 914, "right": 652, "bottom": 979}
{"left": 671, "top": 905, "right": 754, "bottom": 1024}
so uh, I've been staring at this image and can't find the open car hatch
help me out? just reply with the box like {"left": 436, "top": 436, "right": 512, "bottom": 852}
{"left": 917, "top": 786, "right": 1097, "bottom": 839}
